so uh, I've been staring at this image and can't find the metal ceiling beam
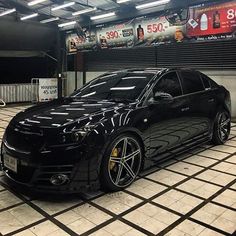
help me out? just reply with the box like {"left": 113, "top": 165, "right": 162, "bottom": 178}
{"left": 3, "top": 0, "right": 30, "bottom": 14}
{"left": 1, "top": 0, "right": 226, "bottom": 28}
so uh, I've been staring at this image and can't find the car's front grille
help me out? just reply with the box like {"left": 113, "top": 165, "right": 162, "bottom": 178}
{"left": 6, "top": 165, "right": 36, "bottom": 183}
{"left": 5, "top": 125, "right": 44, "bottom": 152}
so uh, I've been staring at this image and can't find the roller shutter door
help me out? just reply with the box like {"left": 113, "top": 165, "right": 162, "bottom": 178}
{"left": 156, "top": 40, "right": 236, "bottom": 69}
{"left": 84, "top": 47, "right": 156, "bottom": 71}
{"left": 84, "top": 40, "right": 236, "bottom": 71}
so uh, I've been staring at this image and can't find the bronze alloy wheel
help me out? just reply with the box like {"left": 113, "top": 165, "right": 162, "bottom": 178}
{"left": 217, "top": 111, "right": 231, "bottom": 143}
{"left": 212, "top": 110, "right": 231, "bottom": 145}
{"left": 102, "top": 135, "right": 142, "bottom": 191}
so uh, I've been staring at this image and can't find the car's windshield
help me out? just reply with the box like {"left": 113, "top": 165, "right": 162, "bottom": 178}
{"left": 71, "top": 72, "right": 155, "bottom": 101}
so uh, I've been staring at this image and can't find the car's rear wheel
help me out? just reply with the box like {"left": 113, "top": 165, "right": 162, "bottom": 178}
{"left": 101, "top": 134, "right": 142, "bottom": 191}
{"left": 212, "top": 110, "right": 231, "bottom": 145}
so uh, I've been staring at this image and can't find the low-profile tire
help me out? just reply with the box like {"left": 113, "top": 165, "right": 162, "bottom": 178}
{"left": 211, "top": 110, "right": 231, "bottom": 145}
{"left": 100, "top": 134, "right": 143, "bottom": 192}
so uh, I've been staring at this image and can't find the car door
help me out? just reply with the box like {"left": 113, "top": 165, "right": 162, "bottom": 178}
{"left": 146, "top": 71, "right": 192, "bottom": 159}
{"left": 178, "top": 70, "right": 215, "bottom": 139}
{"left": 199, "top": 72, "right": 218, "bottom": 123}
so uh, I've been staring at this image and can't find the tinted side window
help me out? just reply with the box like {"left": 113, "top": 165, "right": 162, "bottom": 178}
{"left": 200, "top": 73, "right": 211, "bottom": 89}
{"left": 181, "top": 71, "right": 204, "bottom": 94}
{"left": 153, "top": 72, "right": 182, "bottom": 97}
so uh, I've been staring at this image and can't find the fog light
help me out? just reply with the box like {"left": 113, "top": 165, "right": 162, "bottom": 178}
{"left": 50, "top": 174, "right": 69, "bottom": 186}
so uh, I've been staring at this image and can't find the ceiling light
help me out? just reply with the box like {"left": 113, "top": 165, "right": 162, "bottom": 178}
{"left": 0, "top": 8, "right": 16, "bottom": 17}
{"left": 90, "top": 12, "right": 115, "bottom": 20}
{"left": 110, "top": 86, "right": 135, "bottom": 90}
{"left": 136, "top": 0, "right": 170, "bottom": 9}
{"left": 21, "top": 13, "right": 38, "bottom": 20}
{"left": 117, "top": 0, "right": 131, "bottom": 3}
{"left": 52, "top": 2, "right": 75, "bottom": 11}
{"left": 58, "top": 21, "right": 76, "bottom": 27}
{"left": 28, "top": 0, "right": 47, "bottom": 6}
{"left": 72, "top": 7, "right": 97, "bottom": 16}
{"left": 40, "top": 17, "right": 59, "bottom": 23}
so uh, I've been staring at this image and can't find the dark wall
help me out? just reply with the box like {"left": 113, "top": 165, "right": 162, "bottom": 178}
{"left": 0, "top": 19, "right": 58, "bottom": 84}
{"left": 0, "top": 19, "right": 57, "bottom": 51}
{"left": 0, "top": 57, "right": 56, "bottom": 84}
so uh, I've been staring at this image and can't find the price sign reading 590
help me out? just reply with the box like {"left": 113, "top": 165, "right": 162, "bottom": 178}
{"left": 106, "top": 31, "right": 120, "bottom": 39}
{"left": 147, "top": 23, "right": 165, "bottom": 33}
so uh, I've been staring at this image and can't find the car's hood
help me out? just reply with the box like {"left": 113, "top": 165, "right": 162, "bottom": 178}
{"left": 10, "top": 98, "right": 133, "bottom": 130}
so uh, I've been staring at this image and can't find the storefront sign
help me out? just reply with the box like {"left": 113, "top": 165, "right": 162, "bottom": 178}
{"left": 38, "top": 78, "right": 58, "bottom": 102}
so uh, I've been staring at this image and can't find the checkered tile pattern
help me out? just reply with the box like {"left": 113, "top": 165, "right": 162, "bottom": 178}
{"left": 0, "top": 105, "right": 236, "bottom": 236}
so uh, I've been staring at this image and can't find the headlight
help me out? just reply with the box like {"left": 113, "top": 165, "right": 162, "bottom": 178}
{"left": 60, "top": 125, "right": 96, "bottom": 144}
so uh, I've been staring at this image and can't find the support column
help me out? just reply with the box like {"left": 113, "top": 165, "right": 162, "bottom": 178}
{"left": 75, "top": 51, "right": 85, "bottom": 89}
{"left": 57, "top": 30, "right": 63, "bottom": 98}
{"left": 74, "top": 53, "right": 78, "bottom": 90}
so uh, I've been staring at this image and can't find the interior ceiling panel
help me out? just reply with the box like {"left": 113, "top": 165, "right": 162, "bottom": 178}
{"left": 0, "top": 0, "right": 222, "bottom": 29}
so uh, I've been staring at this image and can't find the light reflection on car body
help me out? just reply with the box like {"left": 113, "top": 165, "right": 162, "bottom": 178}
{"left": 0, "top": 68, "right": 231, "bottom": 193}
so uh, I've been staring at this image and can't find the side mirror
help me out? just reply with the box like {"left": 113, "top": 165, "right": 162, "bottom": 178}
{"left": 148, "top": 92, "right": 174, "bottom": 105}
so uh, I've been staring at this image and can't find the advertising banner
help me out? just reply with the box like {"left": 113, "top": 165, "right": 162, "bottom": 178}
{"left": 97, "top": 20, "right": 135, "bottom": 49}
{"left": 134, "top": 16, "right": 186, "bottom": 46}
{"left": 65, "top": 0, "right": 236, "bottom": 52}
{"left": 38, "top": 78, "right": 58, "bottom": 102}
{"left": 66, "top": 26, "right": 97, "bottom": 52}
{"left": 187, "top": 0, "right": 236, "bottom": 41}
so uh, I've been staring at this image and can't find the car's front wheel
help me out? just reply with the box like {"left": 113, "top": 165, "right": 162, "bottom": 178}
{"left": 212, "top": 110, "right": 231, "bottom": 145}
{"left": 101, "top": 134, "right": 142, "bottom": 191}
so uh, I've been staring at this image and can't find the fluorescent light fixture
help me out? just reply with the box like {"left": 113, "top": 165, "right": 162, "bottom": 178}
{"left": 90, "top": 81, "right": 106, "bottom": 88}
{"left": 90, "top": 12, "right": 115, "bottom": 20}
{"left": 136, "top": 0, "right": 170, "bottom": 9}
{"left": 21, "top": 13, "right": 38, "bottom": 20}
{"left": 110, "top": 86, "right": 136, "bottom": 90}
{"left": 28, "top": 0, "right": 47, "bottom": 6}
{"left": 122, "top": 76, "right": 146, "bottom": 80}
{"left": 0, "top": 8, "right": 16, "bottom": 17}
{"left": 72, "top": 7, "right": 97, "bottom": 16}
{"left": 81, "top": 92, "right": 96, "bottom": 98}
{"left": 58, "top": 21, "right": 76, "bottom": 27}
{"left": 40, "top": 17, "right": 59, "bottom": 23}
{"left": 52, "top": 2, "right": 75, "bottom": 11}
{"left": 117, "top": 0, "right": 131, "bottom": 3}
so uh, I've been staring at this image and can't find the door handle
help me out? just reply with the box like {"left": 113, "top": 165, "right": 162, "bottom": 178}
{"left": 208, "top": 98, "right": 215, "bottom": 103}
{"left": 181, "top": 107, "right": 190, "bottom": 112}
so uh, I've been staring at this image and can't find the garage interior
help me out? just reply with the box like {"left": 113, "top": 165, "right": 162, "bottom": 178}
{"left": 0, "top": 0, "right": 236, "bottom": 235}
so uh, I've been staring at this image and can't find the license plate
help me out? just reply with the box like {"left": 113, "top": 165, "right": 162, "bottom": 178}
{"left": 3, "top": 154, "right": 17, "bottom": 173}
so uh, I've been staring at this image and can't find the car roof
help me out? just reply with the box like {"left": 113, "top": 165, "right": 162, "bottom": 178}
{"left": 111, "top": 67, "right": 196, "bottom": 75}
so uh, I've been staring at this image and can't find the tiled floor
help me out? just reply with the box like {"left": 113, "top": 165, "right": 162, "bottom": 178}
{"left": 0, "top": 105, "right": 236, "bottom": 236}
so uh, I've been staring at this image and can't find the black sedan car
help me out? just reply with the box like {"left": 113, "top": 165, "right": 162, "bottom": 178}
{"left": 0, "top": 68, "right": 231, "bottom": 192}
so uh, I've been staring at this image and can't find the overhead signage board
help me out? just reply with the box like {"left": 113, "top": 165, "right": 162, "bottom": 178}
{"left": 66, "top": 0, "right": 236, "bottom": 52}
{"left": 134, "top": 16, "right": 186, "bottom": 46}
{"left": 187, "top": 0, "right": 236, "bottom": 41}
{"left": 67, "top": 27, "right": 97, "bottom": 53}
{"left": 97, "top": 20, "right": 135, "bottom": 49}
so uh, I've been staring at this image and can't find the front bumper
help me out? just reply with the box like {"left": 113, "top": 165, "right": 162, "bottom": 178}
{"left": 0, "top": 141, "right": 100, "bottom": 193}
